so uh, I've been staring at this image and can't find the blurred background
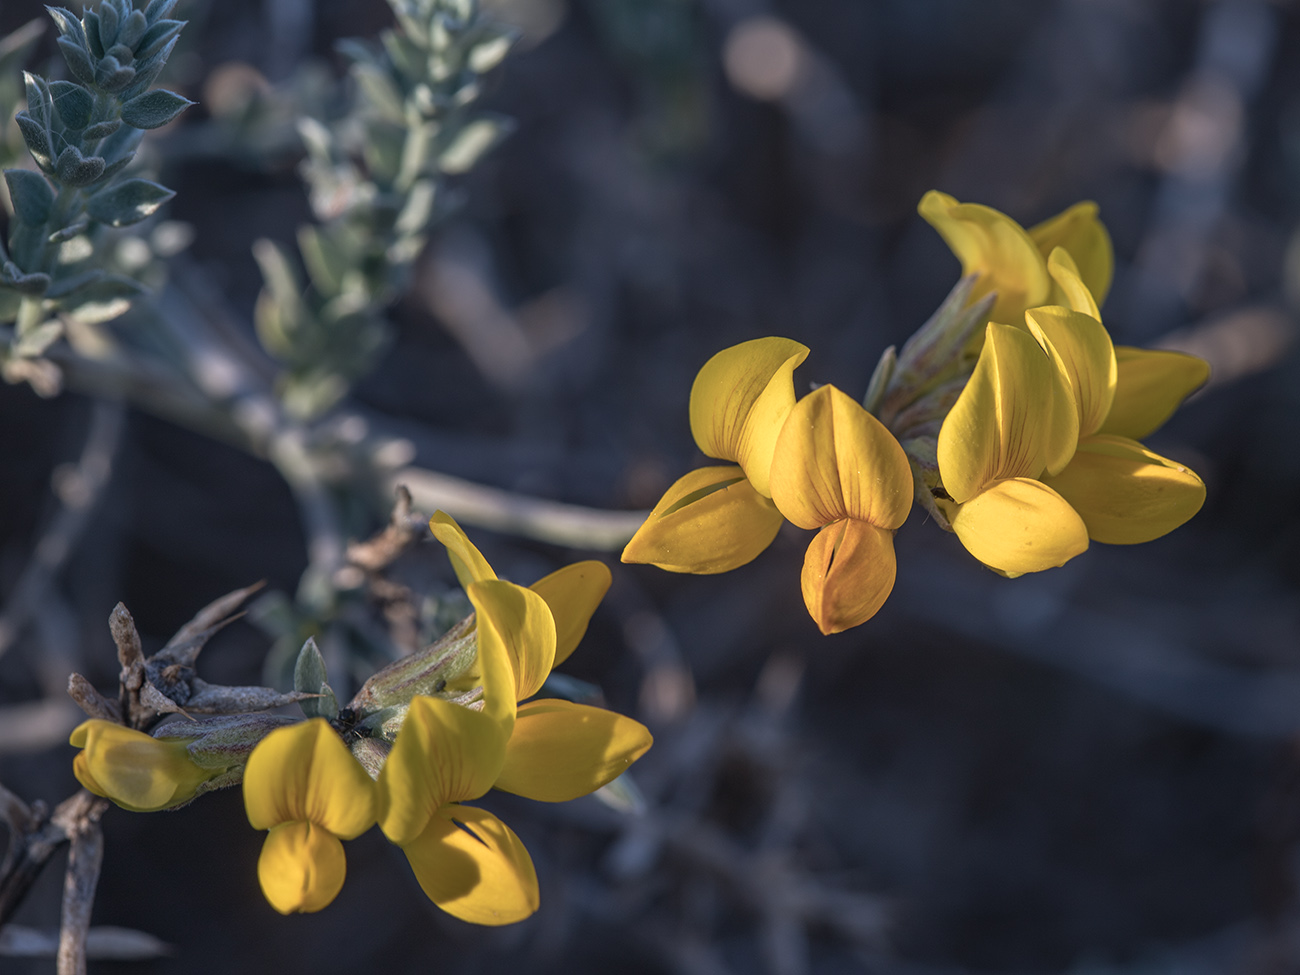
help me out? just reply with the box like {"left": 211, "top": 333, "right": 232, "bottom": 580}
{"left": 1, "top": 0, "right": 1299, "bottom": 972}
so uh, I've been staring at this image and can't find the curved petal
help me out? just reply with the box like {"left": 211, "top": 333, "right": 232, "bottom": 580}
{"left": 1024, "top": 305, "right": 1116, "bottom": 440}
{"left": 70, "top": 721, "right": 211, "bottom": 813}
{"left": 945, "top": 477, "right": 1089, "bottom": 575}
{"left": 1046, "top": 247, "right": 1100, "bottom": 319}
{"left": 937, "top": 322, "right": 1078, "bottom": 503}
{"left": 377, "top": 695, "right": 507, "bottom": 846}
{"left": 495, "top": 699, "right": 653, "bottom": 803}
{"left": 1043, "top": 435, "right": 1206, "bottom": 544}
{"left": 1028, "top": 201, "right": 1113, "bottom": 306}
{"left": 799, "top": 519, "right": 897, "bottom": 635}
{"left": 1098, "top": 347, "right": 1210, "bottom": 441}
{"left": 689, "top": 337, "right": 810, "bottom": 497}
{"left": 429, "top": 510, "right": 498, "bottom": 591}
{"left": 529, "top": 561, "right": 611, "bottom": 668}
{"left": 768, "top": 384, "right": 912, "bottom": 531}
{"left": 257, "top": 821, "right": 347, "bottom": 915}
{"left": 468, "top": 579, "right": 556, "bottom": 709}
{"left": 620, "top": 465, "right": 784, "bottom": 574}
{"left": 243, "top": 718, "right": 376, "bottom": 839}
{"left": 918, "top": 190, "right": 1051, "bottom": 323}
{"left": 401, "top": 805, "right": 539, "bottom": 926}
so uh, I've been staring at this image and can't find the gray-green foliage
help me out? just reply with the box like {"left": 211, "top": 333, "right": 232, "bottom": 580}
{"left": 254, "top": 0, "right": 517, "bottom": 419}
{"left": 1, "top": 1, "right": 190, "bottom": 387}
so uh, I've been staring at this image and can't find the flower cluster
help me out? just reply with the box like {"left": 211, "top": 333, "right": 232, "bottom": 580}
{"left": 621, "top": 338, "right": 914, "bottom": 635}
{"left": 921, "top": 192, "right": 1208, "bottom": 575}
{"left": 622, "top": 190, "right": 1209, "bottom": 623}
{"left": 70, "top": 513, "right": 652, "bottom": 924}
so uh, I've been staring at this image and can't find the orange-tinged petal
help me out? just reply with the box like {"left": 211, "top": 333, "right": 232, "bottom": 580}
{"left": 799, "top": 519, "right": 897, "bottom": 635}
{"left": 1028, "top": 201, "right": 1113, "bottom": 307}
{"left": 944, "top": 477, "right": 1089, "bottom": 575}
{"left": 769, "top": 384, "right": 911, "bottom": 531}
{"left": 495, "top": 699, "right": 652, "bottom": 802}
{"left": 689, "top": 337, "right": 810, "bottom": 497}
{"left": 529, "top": 561, "right": 611, "bottom": 668}
{"left": 468, "top": 579, "right": 556, "bottom": 709}
{"left": 70, "top": 720, "right": 212, "bottom": 813}
{"left": 937, "top": 323, "right": 1078, "bottom": 502}
{"left": 1046, "top": 247, "right": 1100, "bottom": 319}
{"left": 242, "top": 718, "right": 376, "bottom": 838}
{"left": 1043, "top": 434, "right": 1205, "bottom": 544}
{"left": 1024, "top": 305, "right": 1116, "bottom": 440}
{"left": 918, "top": 190, "right": 1051, "bottom": 323}
{"left": 257, "top": 821, "right": 347, "bottom": 915}
{"left": 377, "top": 695, "right": 507, "bottom": 846}
{"left": 401, "top": 805, "right": 539, "bottom": 926}
{"left": 429, "top": 510, "right": 498, "bottom": 591}
{"left": 620, "top": 465, "right": 783, "bottom": 574}
{"left": 1098, "top": 347, "right": 1210, "bottom": 440}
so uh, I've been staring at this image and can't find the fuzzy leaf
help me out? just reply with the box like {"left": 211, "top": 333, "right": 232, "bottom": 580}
{"left": 145, "top": 0, "right": 180, "bottom": 24}
{"left": 118, "top": 9, "right": 148, "bottom": 50}
{"left": 55, "top": 146, "right": 106, "bottom": 187}
{"left": 293, "top": 637, "right": 338, "bottom": 720}
{"left": 95, "top": 56, "right": 135, "bottom": 93}
{"left": 57, "top": 36, "right": 96, "bottom": 85}
{"left": 135, "top": 18, "right": 183, "bottom": 61}
{"left": 121, "top": 88, "right": 192, "bottom": 130}
{"left": 4, "top": 169, "right": 53, "bottom": 226}
{"left": 84, "top": 119, "right": 122, "bottom": 141}
{"left": 49, "top": 79, "right": 94, "bottom": 130}
{"left": 15, "top": 113, "right": 54, "bottom": 171}
{"left": 86, "top": 177, "right": 174, "bottom": 226}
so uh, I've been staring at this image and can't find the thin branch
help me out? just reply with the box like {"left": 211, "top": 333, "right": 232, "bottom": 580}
{"left": 56, "top": 814, "right": 103, "bottom": 975}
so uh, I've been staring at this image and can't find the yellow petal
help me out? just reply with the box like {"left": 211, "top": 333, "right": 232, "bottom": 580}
{"left": 918, "top": 190, "right": 1051, "bottom": 324}
{"left": 242, "top": 718, "right": 376, "bottom": 839}
{"left": 377, "top": 695, "right": 507, "bottom": 846}
{"left": 401, "top": 805, "right": 539, "bottom": 926}
{"left": 257, "top": 820, "right": 347, "bottom": 914}
{"left": 620, "top": 465, "right": 784, "bottom": 574}
{"left": 945, "top": 477, "right": 1089, "bottom": 575}
{"left": 69, "top": 720, "right": 212, "bottom": 812}
{"left": 429, "top": 510, "right": 498, "bottom": 591}
{"left": 1098, "top": 347, "right": 1210, "bottom": 441}
{"left": 689, "top": 337, "right": 810, "bottom": 497}
{"left": 799, "top": 519, "right": 897, "bottom": 635}
{"left": 937, "top": 322, "right": 1078, "bottom": 502}
{"left": 1046, "top": 247, "right": 1100, "bottom": 319}
{"left": 1024, "top": 305, "right": 1117, "bottom": 440}
{"left": 529, "top": 561, "right": 611, "bottom": 668}
{"left": 1028, "top": 201, "right": 1113, "bottom": 307}
{"left": 769, "top": 384, "right": 912, "bottom": 531}
{"left": 495, "top": 699, "right": 653, "bottom": 802}
{"left": 1042, "top": 435, "right": 1205, "bottom": 544}
{"left": 468, "top": 578, "right": 556, "bottom": 709}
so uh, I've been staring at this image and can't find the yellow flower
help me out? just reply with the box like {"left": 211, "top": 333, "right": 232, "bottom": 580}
{"left": 70, "top": 720, "right": 216, "bottom": 812}
{"left": 377, "top": 694, "right": 538, "bottom": 925}
{"left": 1033, "top": 252, "right": 1207, "bottom": 544}
{"left": 767, "top": 384, "right": 913, "bottom": 634}
{"left": 935, "top": 321, "right": 1089, "bottom": 575}
{"left": 621, "top": 337, "right": 808, "bottom": 573}
{"left": 242, "top": 719, "right": 377, "bottom": 914}
{"left": 918, "top": 190, "right": 1113, "bottom": 325}
{"left": 431, "top": 513, "right": 654, "bottom": 801}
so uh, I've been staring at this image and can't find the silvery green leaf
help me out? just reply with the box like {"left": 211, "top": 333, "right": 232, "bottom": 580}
{"left": 48, "top": 219, "right": 90, "bottom": 244}
{"left": 120, "top": 88, "right": 193, "bottom": 129}
{"left": 56, "top": 37, "right": 96, "bottom": 86}
{"left": 82, "top": 11, "right": 103, "bottom": 58}
{"left": 83, "top": 119, "right": 121, "bottom": 140}
{"left": 86, "top": 177, "right": 174, "bottom": 225}
{"left": 23, "top": 72, "right": 47, "bottom": 124}
{"left": 0, "top": 287, "right": 22, "bottom": 322}
{"left": 45, "top": 7, "right": 86, "bottom": 47}
{"left": 297, "top": 225, "right": 349, "bottom": 295}
{"left": 134, "top": 18, "right": 182, "bottom": 61}
{"left": 106, "top": 42, "right": 134, "bottom": 64}
{"left": 394, "top": 178, "right": 435, "bottom": 237}
{"left": 94, "top": 152, "right": 136, "bottom": 184}
{"left": 1, "top": 262, "right": 50, "bottom": 296}
{"left": 4, "top": 169, "right": 53, "bottom": 226}
{"left": 467, "top": 27, "right": 515, "bottom": 74}
{"left": 55, "top": 146, "right": 106, "bottom": 187}
{"left": 15, "top": 114, "right": 53, "bottom": 171}
{"left": 438, "top": 115, "right": 512, "bottom": 174}
{"left": 293, "top": 637, "right": 338, "bottom": 719}
{"left": 13, "top": 319, "right": 62, "bottom": 357}
{"left": 120, "top": 36, "right": 175, "bottom": 100}
{"left": 43, "top": 267, "right": 104, "bottom": 298}
{"left": 352, "top": 62, "right": 406, "bottom": 124}
{"left": 96, "top": 0, "right": 120, "bottom": 50}
{"left": 144, "top": 0, "right": 180, "bottom": 25}
{"left": 49, "top": 79, "right": 93, "bottom": 130}
{"left": 118, "top": 9, "right": 148, "bottom": 50}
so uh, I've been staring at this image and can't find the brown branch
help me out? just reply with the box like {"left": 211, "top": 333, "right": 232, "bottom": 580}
{"left": 0, "top": 791, "right": 107, "bottom": 931}
{"left": 56, "top": 810, "right": 103, "bottom": 975}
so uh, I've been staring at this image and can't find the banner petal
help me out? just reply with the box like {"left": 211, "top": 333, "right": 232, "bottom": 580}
{"left": 1028, "top": 201, "right": 1113, "bottom": 306}
{"left": 1024, "top": 304, "right": 1116, "bottom": 440}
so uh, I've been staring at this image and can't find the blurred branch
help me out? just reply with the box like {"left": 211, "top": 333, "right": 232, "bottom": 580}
{"left": 0, "top": 789, "right": 107, "bottom": 931}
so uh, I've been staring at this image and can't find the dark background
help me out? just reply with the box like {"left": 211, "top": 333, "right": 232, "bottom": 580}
{"left": 1, "top": 0, "right": 1299, "bottom": 972}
